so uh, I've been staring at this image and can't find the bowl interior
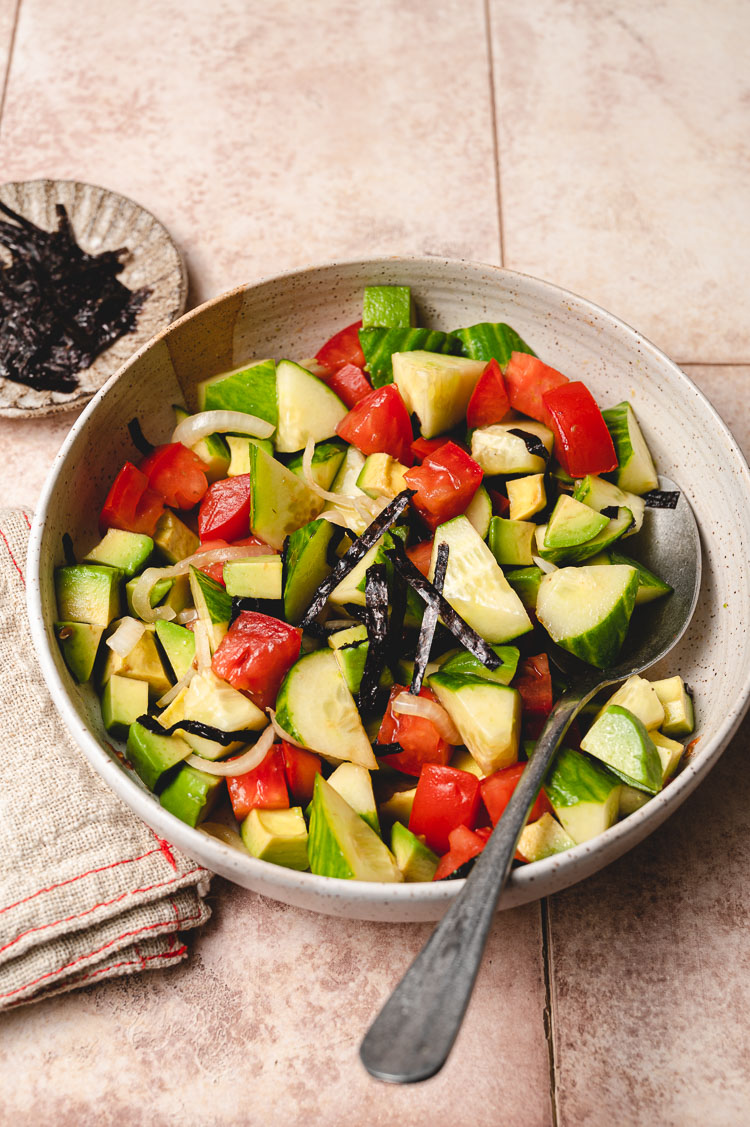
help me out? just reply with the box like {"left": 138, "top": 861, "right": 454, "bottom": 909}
{"left": 27, "top": 257, "right": 750, "bottom": 921}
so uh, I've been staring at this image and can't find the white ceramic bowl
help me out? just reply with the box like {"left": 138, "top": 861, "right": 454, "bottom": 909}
{"left": 27, "top": 257, "right": 750, "bottom": 922}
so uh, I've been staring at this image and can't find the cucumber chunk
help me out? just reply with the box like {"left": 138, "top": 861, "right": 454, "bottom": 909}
{"left": 287, "top": 440, "right": 346, "bottom": 491}
{"left": 601, "top": 402, "right": 659, "bottom": 494}
{"left": 275, "top": 650, "right": 378, "bottom": 769}
{"left": 439, "top": 643, "right": 520, "bottom": 686}
{"left": 362, "top": 285, "right": 415, "bottom": 329}
{"left": 464, "top": 484, "right": 492, "bottom": 539}
{"left": 429, "top": 673, "right": 521, "bottom": 776}
{"left": 327, "top": 762, "right": 381, "bottom": 836}
{"left": 573, "top": 474, "right": 645, "bottom": 536}
{"left": 585, "top": 548, "right": 673, "bottom": 606}
{"left": 275, "top": 360, "right": 348, "bottom": 453}
{"left": 392, "top": 351, "right": 485, "bottom": 438}
{"left": 453, "top": 321, "right": 535, "bottom": 365}
{"left": 283, "top": 518, "right": 345, "bottom": 625}
{"left": 471, "top": 421, "right": 553, "bottom": 475}
{"left": 249, "top": 444, "right": 324, "bottom": 550}
{"left": 198, "top": 359, "right": 278, "bottom": 427}
{"left": 543, "top": 747, "right": 621, "bottom": 844}
{"left": 580, "top": 705, "right": 663, "bottom": 794}
{"left": 307, "top": 775, "right": 402, "bottom": 881}
{"left": 430, "top": 516, "right": 532, "bottom": 644}
{"left": 360, "top": 328, "right": 463, "bottom": 388}
{"left": 226, "top": 434, "right": 274, "bottom": 476}
{"left": 177, "top": 670, "right": 267, "bottom": 759}
{"left": 536, "top": 564, "right": 638, "bottom": 668}
{"left": 596, "top": 675, "right": 665, "bottom": 730}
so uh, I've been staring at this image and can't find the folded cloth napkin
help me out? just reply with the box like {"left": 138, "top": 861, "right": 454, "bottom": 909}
{"left": 0, "top": 509, "right": 211, "bottom": 1010}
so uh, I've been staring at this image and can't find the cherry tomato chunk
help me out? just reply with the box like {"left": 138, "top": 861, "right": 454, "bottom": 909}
{"left": 100, "top": 462, "right": 165, "bottom": 537}
{"left": 378, "top": 685, "right": 453, "bottom": 776}
{"left": 315, "top": 320, "right": 366, "bottom": 371}
{"left": 542, "top": 381, "right": 618, "bottom": 477}
{"left": 336, "top": 384, "right": 414, "bottom": 466}
{"left": 465, "top": 359, "right": 511, "bottom": 429}
{"left": 226, "top": 747, "right": 289, "bottom": 820}
{"left": 319, "top": 362, "right": 372, "bottom": 409}
{"left": 198, "top": 474, "right": 252, "bottom": 542}
{"left": 480, "top": 763, "right": 553, "bottom": 828}
{"left": 514, "top": 653, "right": 554, "bottom": 716}
{"left": 139, "top": 442, "right": 208, "bottom": 510}
{"left": 503, "top": 351, "right": 569, "bottom": 422}
{"left": 409, "top": 764, "right": 481, "bottom": 854}
{"left": 212, "top": 611, "right": 302, "bottom": 711}
{"left": 281, "top": 742, "right": 323, "bottom": 805}
{"left": 404, "top": 441, "right": 483, "bottom": 532}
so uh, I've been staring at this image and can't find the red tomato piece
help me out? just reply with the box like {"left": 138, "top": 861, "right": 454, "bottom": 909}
{"left": 404, "top": 441, "right": 483, "bottom": 532}
{"left": 315, "top": 319, "right": 366, "bottom": 371}
{"left": 377, "top": 685, "right": 454, "bottom": 777}
{"left": 336, "top": 384, "right": 414, "bottom": 466}
{"left": 319, "top": 362, "right": 372, "bottom": 409}
{"left": 139, "top": 442, "right": 209, "bottom": 510}
{"left": 514, "top": 653, "right": 554, "bottom": 716}
{"left": 432, "top": 824, "right": 488, "bottom": 880}
{"left": 99, "top": 462, "right": 165, "bottom": 537}
{"left": 212, "top": 611, "right": 302, "bottom": 711}
{"left": 409, "top": 764, "right": 481, "bottom": 854}
{"left": 480, "top": 763, "right": 553, "bottom": 828}
{"left": 542, "top": 381, "right": 618, "bottom": 477}
{"left": 466, "top": 359, "right": 512, "bottom": 429}
{"left": 411, "top": 436, "right": 454, "bottom": 463}
{"left": 281, "top": 742, "right": 322, "bottom": 805}
{"left": 226, "top": 746, "right": 289, "bottom": 820}
{"left": 503, "top": 352, "right": 570, "bottom": 422}
{"left": 198, "top": 474, "right": 252, "bottom": 542}
{"left": 405, "top": 540, "right": 434, "bottom": 578}
{"left": 488, "top": 489, "right": 510, "bottom": 518}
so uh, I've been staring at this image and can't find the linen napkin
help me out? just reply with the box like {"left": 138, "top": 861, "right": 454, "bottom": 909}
{"left": 0, "top": 509, "right": 212, "bottom": 1010}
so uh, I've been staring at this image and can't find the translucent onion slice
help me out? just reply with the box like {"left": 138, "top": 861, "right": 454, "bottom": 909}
{"left": 302, "top": 438, "right": 357, "bottom": 506}
{"left": 267, "top": 707, "right": 306, "bottom": 748}
{"left": 156, "top": 664, "right": 196, "bottom": 709}
{"left": 532, "top": 555, "right": 558, "bottom": 575}
{"left": 105, "top": 616, "right": 146, "bottom": 658}
{"left": 391, "top": 691, "right": 462, "bottom": 744}
{"left": 172, "top": 409, "right": 274, "bottom": 447}
{"left": 176, "top": 608, "right": 199, "bottom": 625}
{"left": 131, "top": 545, "right": 274, "bottom": 623}
{"left": 193, "top": 618, "right": 212, "bottom": 674}
{"left": 319, "top": 509, "right": 356, "bottom": 529}
{"left": 186, "top": 723, "right": 274, "bottom": 777}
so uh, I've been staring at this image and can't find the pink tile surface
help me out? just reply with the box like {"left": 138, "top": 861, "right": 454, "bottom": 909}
{"left": 0, "top": 0, "right": 17, "bottom": 96}
{"left": 0, "top": 885, "right": 553, "bottom": 1125}
{"left": 489, "top": 0, "right": 750, "bottom": 364}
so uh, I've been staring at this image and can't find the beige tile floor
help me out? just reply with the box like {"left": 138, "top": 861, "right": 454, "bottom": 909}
{"left": 1, "top": 2, "right": 749, "bottom": 1123}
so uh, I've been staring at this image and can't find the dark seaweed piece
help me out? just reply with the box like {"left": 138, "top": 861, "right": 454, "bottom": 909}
{"left": 372, "top": 742, "right": 402, "bottom": 756}
{"left": 357, "top": 564, "right": 390, "bottom": 713}
{"left": 643, "top": 489, "right": 680, "bottom": 509}
{"left": 410, "top": 542, "right": 449, "bottom": 695}
{"left": 384, "top": 565, "right": 408, "bottom": 681}
{"left": 0, "top": 201, "right": 151, "bottom": 393}
{"left": 436, "top": 858, "right": 476, "bottom": 881}
{"left": 128, "top": 417, "right": 155, "bottom": 457}
{"left": 298, "top": 489, "right": 415, "bottom": 626}
{"left": 386, "top": 540, "right": 501, "bottom": 670}
{"left": 600, "top": 505, "right": 619, "bottom": 519}
{"left": 62, "top": 532, "right": 76, "bottom": 566}
{"left": 508, "top": 428, "right": 550, "bottom": 462}
{"left": 229, "top": 595, "right": 284, "bottom": 625}
{"left": 136, "top": 713, "right": 257, "bottom": 746}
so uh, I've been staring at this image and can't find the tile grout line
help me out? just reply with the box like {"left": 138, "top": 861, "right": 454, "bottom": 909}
{"left": 0, "top": 0, "right": 22, "bottom": 139}
{"left": 483, "top": 0, "right": 505, "bottom": 266}
{"left": 541, "top": 897, "right": 559, "bottom": 1127}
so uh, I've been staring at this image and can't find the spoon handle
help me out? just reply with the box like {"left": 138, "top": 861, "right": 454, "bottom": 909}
{"left": 360, "top": 676, "right": 603, "bottom": 1084}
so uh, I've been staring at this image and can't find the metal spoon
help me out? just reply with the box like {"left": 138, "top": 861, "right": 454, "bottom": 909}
{"left": 360, "top": 476, "right": 701, "bottom": 1084}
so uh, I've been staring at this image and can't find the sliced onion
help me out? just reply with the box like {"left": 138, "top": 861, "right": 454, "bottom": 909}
{"left": 532, "top": 555, "right": 558, "bottom": 575}
{"left": 193, "top": 618, "right": 212, "bottom": 674}
{"left": 302, "top": 438, "right": 357, "bottom": 506}
{"left": 391, "top": 691, "right": 462, "bottom": 744}
{"left": 319, "top": 508, "right": 356, "bottom": 529}
{"left": 186, "top": 723, "right": 274, "bottom": 776}
{"left": 267, "top": 707, "right": 306, "bottom": 748}
{"left": 176, "top": 608, "right": 199, "bottom": 625}
{"left": 131, "top": 545, "right": 275, "bottom": 623}
{"left": 156, "top": 664, "right": 196, "bottom": 708}
{"left": 172, "top": 410, "right": 274, "bottom": 447}
{"left": 105, "top": 616, "right": 146, "bottom": 658}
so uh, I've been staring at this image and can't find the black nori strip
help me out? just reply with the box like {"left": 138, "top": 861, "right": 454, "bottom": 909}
{"left": 373, "top": 742, "right": 402, "bottom": 756}
{"left": 643, "top": 489, "right": 680, "bottom": 509}
{"left": 386, "top": 541, "right": 501, "bottom": 670}
{"left": 62, "top": 532, "right": 76, "bottom": 566}
{"left": 437, "top": 858, "right": 476, "bottom": 881}
{"left": 600, "top": 505, "right": 619, "bottom": 519}
{"left": 410, "top": 542, "right": 449, "bottom": 695}
{"left": 508, "top": 428, "right": 550, "bottom": 462}
{"left": 298, "top": 489, "right": 415, "bottom": 626}
{"left": 229, "top": 595, "right": 285, "bottom": 625}
{"left": 384, "top": 566, "right": 408, "bottom": 681}
{"left": 136, "top": 713, "right": 257, "bottom": 746}
{"left": 357, "top": 564, "right": 389, "bottom": 712}
{"left": 127, "top": 417, "right": 155, "bottom": 457}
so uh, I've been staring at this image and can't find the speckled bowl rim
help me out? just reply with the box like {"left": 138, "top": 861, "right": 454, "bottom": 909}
{"left": 26, "top": 256, "right": 750, "bottom": 914}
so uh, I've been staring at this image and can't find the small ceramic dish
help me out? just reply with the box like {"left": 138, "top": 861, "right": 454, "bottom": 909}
{"left": 0, "top": 179, "right": 187, "bottom": 418}
{"left": 26, "top": 257, "right": 750, "bottom": 922}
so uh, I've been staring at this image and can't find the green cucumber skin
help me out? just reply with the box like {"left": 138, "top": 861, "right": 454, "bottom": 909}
{"left": 583, "top": 705, "right": 663, "bottom": 794}
{"left": 601, "top": 402, "right": 658, "bottom": 494}
{"left": 189, "top": 566, "right": 232, "bottom": 624}
{"left": 538, "top": 567, "right": 639, "bottom": 669}
{"left": 544, "top": 746, "right": 619, "bottom": 809}
{"left": 439, "top": 644, "right": 520, "bottom": 686}
{"left": 359, "top": 327, "right": 463, "bottom": 388}
{"left": 454, "top": 322, "right": 536, "bottom": 365}
{"left": 538, "top": 507, "right": 634, "bottom": 565}
{"left": 202, "top": 359, "right": 278, "bottom": 427}
{"left": 362, "top": 286, "right": 415, "bottom": 329}
{"left": 608, "top": 549, "right": 673, "bottom": 604}
{"left": 283, "top": 518, "right": 343, "bottom": 624}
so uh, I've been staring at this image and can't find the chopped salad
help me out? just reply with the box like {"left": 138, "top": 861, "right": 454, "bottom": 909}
{"left": 53, "top": 285, "right": 695, "bottom": 883}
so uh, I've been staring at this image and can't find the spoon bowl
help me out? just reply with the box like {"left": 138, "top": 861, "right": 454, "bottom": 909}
{"left": 360, "top": 475, "right": 701, "bottom": 1084}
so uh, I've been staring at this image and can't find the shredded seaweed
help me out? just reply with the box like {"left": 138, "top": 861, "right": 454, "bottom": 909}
{"left": 136, "top": 713, "right": 257, "bottom": 746}
{"left": 0, "top": 201, "right": 150, "bottom": 392}
{"left": 229, "top": 595, "right": 285, "bottom": 625}
{"left": 643, "top": 489, "right": 680, "bottom": 509}
{"left": 128, "top": 417, "right": 155, "bottom": 457}
{"left": 410, "top": 542, "right": 449, "bottom": 694}
{"left": 508, "top": 428, "right": 550, "bottom": 462}
{"left": 61, "top": 532, "right": 76, "bottom": 566}
{"left": 357, "top": 564, "right": 389, "bottom": 713}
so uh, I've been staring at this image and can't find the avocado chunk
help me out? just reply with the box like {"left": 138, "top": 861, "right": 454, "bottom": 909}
{"left": 307, "top": 775, "right": 403, "bottom": 881}
{"left": 102, "top": 674, "right": 149, "bottom": 738}
{"left": 652, "top": 730, "right": 685, "bottom": 781}
{"left": 378, "top": 786, "right": 418, "bottom": 828}
{"left": 596, "top": 675, "right": 664, "bottom": 730}
{"left": 174, "top": 670, "right": 267, "bottom": 759}
{"left": 429, "top": 673, "right": 521, "bottom": 776}
{"left": 154, "top": 619, "right": 196, "bottom": 681}
{"left": 101, "top": 625, "right": 171, "bottom": 700}
{"left": 241, "top": 806, "right": 309, "bottom": 870}
{"left": 650, "top": 676, "right": 695, "bottom": 736}
{"left": 126, "top": 719, "right": 192, "bottom": 791}
{"left": 192, "top": 431, "right": 231, "bottom": 482}
{"left": 332, "top": 638, "right": 393, "bottom": 696}
{"left": 160, "top": 762, "right": 223, "bottom": 826}
{"left": 249, "top": 444, "right": 324, "bottom": 550}
{"left": 287, "top": 440, "right": 346, "bottom": 491}
{"left": 55, "top": 621, "right": 104, "bottom": 683}
{"left": 449, "top": 747, "right": 485, "bottom": 778}
{"left": 390, "top": 822, "right": 439, "bottom": 882}
{"left": 356, "top": 453, "right": 409, "bottom": 500}
{"left": 505, "top": 566, "right": 544, "bottom": 611}
{"left": 488, "top": 516, "right": 536, "bottom": 566}
{"left": 580, "top": 705, "right": 663, "bottom": 794}
{"left": 225, "top": 434, "right": 274, "bottom": 476}
{"left": 223, "top": 555, "right": 282, "bottom": 600}
{"left": 84, "top": 529, "right": 153, "bottom": 577}
{"left": 198, "top": 359, "right": 278, "bottom": 427}
{"left": 544, "top": 495, "right": 609, "bottom": 549}
{"left": 154, "top": 511, "right": 199, "bottom": 564}
{"left": 572, "top": 474, "right": 645, "bottom": 536}
{"left": 283, "top": 518, "right": 346, "bottom": 624}
{"left": 161, "top": 573, "right": 192, "bottom": 616}
{"left": 55, "top": 565, "right": 122, "bottom": 627}
{"left": 516, "top": 812, "right": 576, "bottom": 863}
{"left": 327, "top": 762, "right": 381, "bottom": 836}
{"left": 543, "top": 747, "right": 621, "bottom": 843}
{"left": 507, "top": 474, "right": 546, "bottom": 522}
{"left": 439, "top": 644, "right": 520, "bottom": 686}
{"left": 362, "top": 285, "right": 415, "bottom": 329}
